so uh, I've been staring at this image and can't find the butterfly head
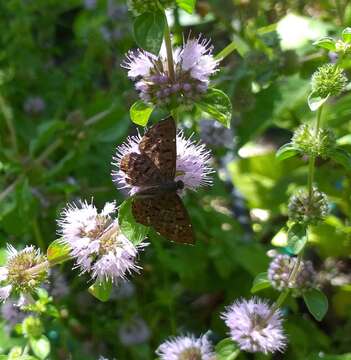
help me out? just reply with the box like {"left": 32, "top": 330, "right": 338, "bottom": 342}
{"left": 176, "top": 180, "right": 184, "bottom": 190}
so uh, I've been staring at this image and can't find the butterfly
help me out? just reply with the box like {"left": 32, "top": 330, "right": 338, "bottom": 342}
{"left": 120, "top": 117, "right": 194, "bottom": 244}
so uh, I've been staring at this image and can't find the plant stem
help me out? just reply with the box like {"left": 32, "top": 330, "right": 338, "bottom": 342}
{"left": 163, "top": 12, "right": 175, "bottom": 81}
{"left": 215, "top": 41, "right": 237, "bottom": 61}
{"left": 0, "top": 95, "right": 18, "bottom": 153}
{"left": 32, "top": 219, "right": 45, "bottom": 251}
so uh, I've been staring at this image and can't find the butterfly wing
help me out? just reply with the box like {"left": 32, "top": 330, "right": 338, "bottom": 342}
{"left": 132, "top": 193, "right": 194, "bottom": 244}
{"left": 120, "top": 152, "right": 162, "bottom": 186}
{"left": 138, "top": 117, "right": 176, "bottom": 180}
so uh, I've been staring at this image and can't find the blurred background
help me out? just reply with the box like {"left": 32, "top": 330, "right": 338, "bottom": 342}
{"left": 1, "top": 0, "right": 351, "bottom": 359}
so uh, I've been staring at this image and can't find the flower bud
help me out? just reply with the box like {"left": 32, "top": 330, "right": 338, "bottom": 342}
{"left": 268, "top": 254, "right": 316, "bottom": 293}
{"left": 288, "top": 187, "right": 329, "bottom": 225}
{"left": 311, "top": 63, "right": 347, "bottom": 98}
{"left": 127, "top": 0, "right": 175, "bottom": 15}
{"left": 22, "top": 316, "right": 44, "bottom": 338}
{"left": 292, "top": 124, "right": 336, "bottom": 159}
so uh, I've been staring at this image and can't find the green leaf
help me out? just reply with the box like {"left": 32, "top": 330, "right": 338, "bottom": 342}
{"left": 133, "top": 11, "right": 166, "bottom": 54}
{"left": 251, "top": 272, "right": 271, "bottom": 293}
{"left": 130, "top": 100, "right": 154, "bottom": 126}
{"left": 313, "top": 37, "right": 336, "bottom": 51}
{"left": 287, "top": 223, "right": 307, "bottom": 255}
{"left": 307, "top": 92, "right": 329, "bottom": 112}
{"left": 303, "top": 288, "right": 329, "bottom": 321}
{"left": 176, "top": 0, "right": 196, "bottom": 14}
{"left": 215, "top": 338, "right": 239, "bottom": 360}
{"left": 118, "top": 198, "right": 149, "bottom": 245}
{"left": 197, "top": 88, "right": 232, "bottom": 128}
{"left": 276, "top": 143, "right": 300, "bottom": 161}
{"left": 29, "top": 335, "right": 50, "bottom": 360}
{"left": 47, "top": 239, "right": 71, "bottom": 266}
{"left": 329, "top": 147, "right": 351, "bottom": 170}
{"left": 342, "top": 27, "right": 351, "bottom": 43}
{"left": 88, "top": 280, "right": 112, "bottom": 302}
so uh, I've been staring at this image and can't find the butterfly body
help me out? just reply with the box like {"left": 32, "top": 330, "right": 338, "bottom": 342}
{"left": 120, "top": 117, "right": 194, "bottom": 244}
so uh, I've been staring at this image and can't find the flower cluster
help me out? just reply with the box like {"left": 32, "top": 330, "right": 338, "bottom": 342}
{"left": 292, "top": 124, "right": 336, "bottom": 159}
{"left": 127, "top": 0, "right": 175, "bottom": 15}
{"left": 0, "top": 245, "right": 48, "bottom": 304}
{"left": 156, "top": 334, "right": 215, "bottom": 360}
{"left": 123, "top": 36, "right": 219, "bottom": 107}
{"left": 268, "top": 254, "right": 316, "bottom": 292}
{"left": 58, "top": 200, "right": 146, "bottom": 283}
{"left": 112, "top": 131, "right": 212, "bottom": 195}
{"left": 199, "top": 119, "right": 234, "bottom": 148}
{"left": 288, "top": 187, "right": 329, "bottom": 225}
{"left": 221, "top": 298, "right": 286, "bottom": 354}
{"left": 311, "top": 63, "right": 347, "bottom": 98}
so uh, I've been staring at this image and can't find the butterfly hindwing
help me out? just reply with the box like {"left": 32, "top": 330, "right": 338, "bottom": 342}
{"left": 120, "top": 152, "right": 162, "bottom": 186}
{"left": 132, "top": 193, "right": 194, "bottom": 244}
{"left": 138, "top": 117, "right": 176, "bottom": 180}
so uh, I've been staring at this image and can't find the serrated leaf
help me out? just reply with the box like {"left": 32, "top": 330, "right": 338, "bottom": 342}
{"left": 88, "top": 280, "right": 112, "bottom": 302}
{"left": 176, "top": 0, "right": 196, "bottom": 13}
{"left": 313, "top": 37, "right": 336, "bottom": 51}
{"left": 29, "top": 335, "right": 50, "bottom": 360}
{"left": 329, "top": 147, "right": 351, "bottom": 170}
{"left": 215, "top": 338, "right": 240, "bottom": 360}
{"left": 276, "top": 143, "right": 300, "bottom": 161}
{"left": 118, "top": 198, "right": 149, "bottom": 245}
{"left": 251, "top": 272, "right": 271, "bottom": 293}
{"left": 47, "top": 239, "right": 71, "bottom": 266}
{"left": 130, "top": 100, "right": 154, "bottom": 126}
{"left": 133, "top": 11, "right": 165, "bottom": 54}
{"left": 303, "top": 288, "right": 328, "bottom": 321}
{"left": 287, "top": 223, "right": 307, "bottom": 255}
{"left": 197, "top": 88, "right": 232, "bottom": 128}
{"left": 342, "top": 28, "right": 351, "bottom": 43}
{"left": 308, "top": 92, "right": 329, "bottom": 112}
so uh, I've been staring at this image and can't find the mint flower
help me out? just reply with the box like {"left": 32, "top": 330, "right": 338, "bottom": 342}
{"left": 156, "top": 334, "right": 215, "bottom": 360}
{"left": 112, "top": 130, "right": 212, "bottom": 195}
{"left": 221, "top": 298, "right": 286, "bottom": 354}
{"left": 58, "top": 200, "right": 147, "bottom": 283}
{"left": 122, "top": 36, "right": 219, "bottom": 106}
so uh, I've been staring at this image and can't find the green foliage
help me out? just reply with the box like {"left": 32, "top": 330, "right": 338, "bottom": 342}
{"left": 287, "top": 223, "right": 307, "bottom": 254}
{"left": 88, "top": 280, "right": 113, "bottom": 302}
{"left": 133, "top": 11, "right": 166, "bottom": 54}
{"left": 130, "top": 100, "right": 154, "bottom": 126}
{"left": 251, "top": 272, "right": 271, "bottom": 293}
{"left": 46, "top": 240, "right": 71, "bottom": 266}
{"left": 215, "top": 338, "right": 239, "bottom": 360}
{"left": 303, "top": 288, "right": 329, "bottom": 321}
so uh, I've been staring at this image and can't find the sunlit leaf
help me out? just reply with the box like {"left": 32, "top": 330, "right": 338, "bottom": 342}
{"left": 251, "top": 272, "right": 271, "bottom": 293}
{"left": 130, "top": 100, "right": 154, "bottom": 126}
{"left": 287, "top": 223, "right": 307, "bottom": 255}
{"left": 276, "top": 143, "right": 300, "bottom": 161}
{"left": 308, "top": 92, "right": 329, "bottom": 112}
{"left": 176, "top": 0, "right": 196, "bottom": 13}
{"left": 215, "top": 338, "right": 239, "bottom": 360}
{"left": 329, "top": 147, "right": 351, "bottom": 170}
{"left": 342, "top": 28, "right": 351, "bottom": 43}
{"left": 29, "top": 335, "right": 50, "bottom": 360}
{"left": 88, "top": 280, "right": 112, "bottom": 302}
{"left": 313, "top": 37, "right": 336, "bottom": 51}
{"left": 47, "top": 239, "right": 71, "bottom": 266}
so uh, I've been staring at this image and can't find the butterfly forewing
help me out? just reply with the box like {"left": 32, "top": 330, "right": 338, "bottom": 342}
{"left": 120, "top": 152, "right": 162, "bottom": 186}
{"left": 132, "top": 193, "right": 194, "bottom": 244}
{"left": 138, "top": 117, "right": 176, "bottom": 180}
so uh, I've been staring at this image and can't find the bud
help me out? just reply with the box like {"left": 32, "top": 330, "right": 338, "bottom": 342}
{"left": 268, "top": 254, "right": 316, "bottom": 293}
{"left": 0, "top": 246, "right": 48, "bottom": 304}
{"left": 127, "top": 0, "right": 175, "bottom": 15}
{"left": 311, "top": 63, "right": 347, "bottom": 98}
{"left": 288, "top": 187, "right": 329, "bottom": 225}
{"left": 22, "top": 316, "right": 44, "bottom": 338}
{"left": 291, "top": 124, "right": 336, "bottom": 159}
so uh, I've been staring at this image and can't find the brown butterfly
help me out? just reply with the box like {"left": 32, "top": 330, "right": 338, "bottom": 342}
{"left": 120, "top": 117, "right": 194, "bottom": 244}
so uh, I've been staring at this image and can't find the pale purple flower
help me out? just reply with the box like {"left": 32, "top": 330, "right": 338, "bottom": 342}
{"left": 221, "top": 298, "right": 286, "bottom": 354}
{"left": 112, "top": 131, "right": 212, "bottom": 195}
{"left": 58, "top": 200, "right": 147, "bottom": 283}
{"left": 156, "top": 334, "right": 215, "bottom": 360}
{"left": 122, "top": 35, "right": 219, "bottom": 106}
{"left": 1, "top": 300, "right": 27, "bottom": 332}
{"left": 45, "top": 269, "right": 70, "bottom": 299}
{"left": 23, "top": 96, "right": 46, "bottom": 116}
{"left": 268, "top": 254, "right": 316, "bottom": 292}
{"left": 118, "top": 316, "right": 151, "bottom": 345}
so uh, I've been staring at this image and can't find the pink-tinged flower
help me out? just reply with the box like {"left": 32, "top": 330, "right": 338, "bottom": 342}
{"left": 221, "top": 298, "right": 286, "bottom": 354}
{"left": 0, "top": 245, "right": 48, "bottom": 304}
{"left": 156, "top": 334, "right": 215, "bottom": 360}
{"left": 122, "top": 35, "right": 219, "bottom": 106}
{"left": 58, "top": 200, "right": 147, "bottom": 283}
{"left": 112, "top": 131, "right": 212, "bottom": 195}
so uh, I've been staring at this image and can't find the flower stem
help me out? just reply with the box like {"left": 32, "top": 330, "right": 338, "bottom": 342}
{"left": 215, "top": 41, "right": 237, "bottom": 61}
{"left": 163, "top": 12, "right": 175, "bottom": 82}
{"left": 25, "top": 260, "right": 50, "bottom": 276}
